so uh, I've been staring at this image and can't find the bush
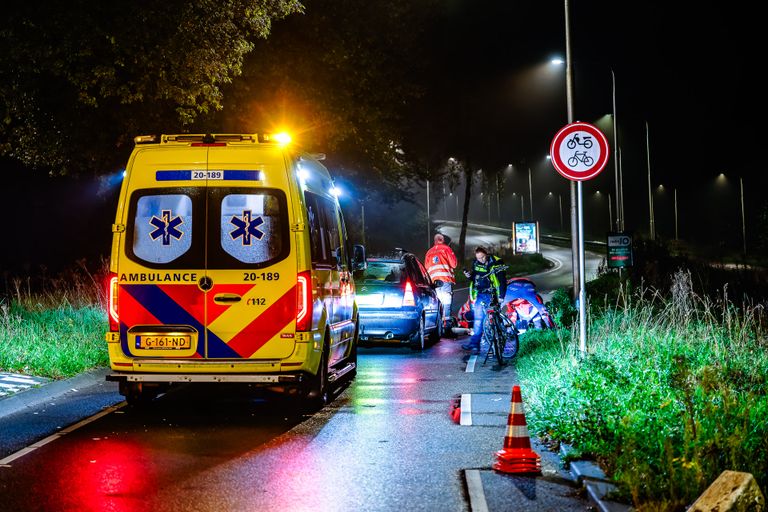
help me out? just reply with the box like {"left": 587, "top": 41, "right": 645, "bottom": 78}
{"left": 517, "top": 270, "right": 768, "bottom": 511}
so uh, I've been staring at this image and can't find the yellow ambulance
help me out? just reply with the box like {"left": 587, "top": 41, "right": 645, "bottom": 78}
{"left": 105, "top": 133, "right": 364, "bottom": 407}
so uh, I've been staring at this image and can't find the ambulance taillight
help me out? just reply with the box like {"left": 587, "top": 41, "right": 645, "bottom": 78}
{"left": 108, "top": 273, "right": 119, "bottom": 331}
{"left": 296, "top": 271, "right": 312, "bottom": 331}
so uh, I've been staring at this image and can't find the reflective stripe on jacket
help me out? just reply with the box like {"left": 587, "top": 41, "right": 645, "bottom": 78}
{"left": 424, "top": 243, "right": 457, "bottom": 283}
{"left": 468, "top": 255, "right": 507, "bottom": 301}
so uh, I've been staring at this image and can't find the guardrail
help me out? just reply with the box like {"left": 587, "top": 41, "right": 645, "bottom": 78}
{"left": 433, "top": 219, "right": 607, "bottom": 248}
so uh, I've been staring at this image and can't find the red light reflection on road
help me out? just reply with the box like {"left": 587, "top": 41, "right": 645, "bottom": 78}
{"left": 50, "top": 438, "right": 156, "bottom": 511}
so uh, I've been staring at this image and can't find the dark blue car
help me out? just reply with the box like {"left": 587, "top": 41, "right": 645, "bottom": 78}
{"left": 356, "top": 251, "right": 443, "bottom": 350}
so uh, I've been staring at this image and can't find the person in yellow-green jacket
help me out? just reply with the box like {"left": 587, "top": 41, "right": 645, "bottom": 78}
{"left": 461, "top": 246, "right": 507, "bottom": 352}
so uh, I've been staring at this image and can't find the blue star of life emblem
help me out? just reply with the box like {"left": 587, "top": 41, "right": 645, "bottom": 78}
{"left": 230, "top": 210, "right": 264, "bottom": 245}
{"left": 149, "top": 209, "right": 184, "bottom": 246}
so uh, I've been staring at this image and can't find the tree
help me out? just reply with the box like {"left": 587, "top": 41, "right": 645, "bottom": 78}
{"left": 214, "top": 0, "right": 440, "bottom": 195}
{"left": 0, "top": 0, "right": 304, "bottom": 174}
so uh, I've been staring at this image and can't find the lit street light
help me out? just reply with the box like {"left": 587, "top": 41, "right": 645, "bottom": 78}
{"left": 716, "top": 173, "right": 747, "bottom": 257}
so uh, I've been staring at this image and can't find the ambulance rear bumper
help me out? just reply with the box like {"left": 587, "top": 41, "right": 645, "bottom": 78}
{"left": 107, "top": 372, "right": 303, "bottom": 384}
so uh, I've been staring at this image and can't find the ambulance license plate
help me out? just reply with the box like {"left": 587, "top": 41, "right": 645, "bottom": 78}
{"left": 135, "top": 335, "right": 191, "bottom": 350}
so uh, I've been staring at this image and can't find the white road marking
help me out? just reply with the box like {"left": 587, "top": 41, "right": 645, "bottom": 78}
{"left": 0, "top": 403, "right": 125, "bottom": 466}
{"left": 465, "top": 469, "right": 489, "bottom": 512}
{"left": 465, "top": 355, "right": 477, "bottom": 373}
{"left": 460, "top": 393, "right": 472, "bottom": 426}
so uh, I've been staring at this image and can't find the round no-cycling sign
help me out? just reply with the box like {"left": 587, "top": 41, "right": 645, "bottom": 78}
{"left": 550, "top": 122, "right": 610, "bottom": 181}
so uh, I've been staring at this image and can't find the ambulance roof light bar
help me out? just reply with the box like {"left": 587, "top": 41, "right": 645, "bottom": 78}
{"left": 134, "top": 133, "right": 290, "bottom": 146}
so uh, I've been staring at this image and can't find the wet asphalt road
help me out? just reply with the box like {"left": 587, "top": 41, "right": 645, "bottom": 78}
{"left": 0, "top": 239, "right": 597, "bottom": 511}
{"left": 0, "top": 337, "right": 590, "bottom": 511}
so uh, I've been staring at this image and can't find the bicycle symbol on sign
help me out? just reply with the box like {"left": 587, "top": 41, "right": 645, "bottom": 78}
{"left": 566, "top": 134, "right": 593, "bottom": 149}
{"left": 567, "top": 151, "right": 594, "bottom": 167}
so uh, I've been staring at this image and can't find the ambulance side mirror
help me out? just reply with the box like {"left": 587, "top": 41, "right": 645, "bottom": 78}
{"left": 352, "top": 244, "right": 367, "bottom": 271}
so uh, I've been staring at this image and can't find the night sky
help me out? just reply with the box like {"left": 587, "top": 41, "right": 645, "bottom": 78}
{"left": 2, "top": 1, "right": 765, "bottom": 273}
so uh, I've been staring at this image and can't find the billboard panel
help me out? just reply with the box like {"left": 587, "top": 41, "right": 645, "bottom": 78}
{"left": 512, "top": 222, "right": 539, "bottom": 254}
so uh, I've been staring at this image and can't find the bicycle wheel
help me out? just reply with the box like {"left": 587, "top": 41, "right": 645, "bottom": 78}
{"left": 492, "top": 316, "right": 505, "bottom": 365}
{"left": 504, "top": 329, "right": 519, "bottom": 358}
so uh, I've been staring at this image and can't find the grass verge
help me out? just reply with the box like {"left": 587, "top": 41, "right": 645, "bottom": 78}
{"left": 517, "top": 271, "right": 768, "bottom": 511}
{"left": 0, "top": 302, "right": 108, "bottom": 379}
{"left": 0, "top": 260, "right": 109, "bottom": 379}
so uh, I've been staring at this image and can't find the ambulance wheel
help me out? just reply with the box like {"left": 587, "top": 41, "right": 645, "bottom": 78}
{"left": 304, "top": 343, "right": 329, "bottom": 411}
{"left": 410, "top": 316, "right": 426, "bottom": 351}
{"left": 121, "top": 381, "right": 157, "bottom": 406}
{"left": 348, "top": 321, "right": 359, "bottom": 379}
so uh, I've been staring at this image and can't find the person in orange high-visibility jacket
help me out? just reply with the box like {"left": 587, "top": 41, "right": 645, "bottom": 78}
{"left": 424, "top": 233, "right": 458, "bottom": 315}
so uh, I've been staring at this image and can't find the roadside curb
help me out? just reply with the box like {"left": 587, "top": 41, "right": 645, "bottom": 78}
{"left": 560, "top": 443, "right": 634, "bottom": 512}
{"left": 0, "top": 368, "right": 111, "bottom": 419}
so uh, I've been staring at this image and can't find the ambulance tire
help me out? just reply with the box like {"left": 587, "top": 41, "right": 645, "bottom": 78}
{"left": 303, "top": 341, "right": 330, "bottom": 411}
{"left": 122, "top": 382, "right": 158, "bottom": 407}
{"left": 348, "top": 321, "right": 359, "bottom": 379}
{"left": 410, "top": 316, "right": 426, "bottom": 351}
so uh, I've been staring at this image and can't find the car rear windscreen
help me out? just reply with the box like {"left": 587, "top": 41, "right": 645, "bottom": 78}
{"left": 363, "top": 261, "right": 403, "bottom": 283}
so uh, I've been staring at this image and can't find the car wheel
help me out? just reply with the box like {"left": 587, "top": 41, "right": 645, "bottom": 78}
{"left": 430, "top": 308, "right": 443, "bottom": 344}
{"left": 410, "top": 316, "right": 426, "bottom": 351}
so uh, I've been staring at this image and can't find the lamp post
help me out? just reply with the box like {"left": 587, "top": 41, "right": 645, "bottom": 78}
{"left": 426, "top": 178, "right": 431, "bottom": 248}
{"left": 611, "top": 68, "right": 624, "bottom": 232}
{"left": 674, "top": 188, "right": 678, "bottom": 241}
{"left": 740, "top": 177, "right": 746, "bottom": 257}
{"left": 646, "top": 122, "right": 656, "bottom": 240}
{"left": 527, "top": 167, "right": 534, "bottom": 221}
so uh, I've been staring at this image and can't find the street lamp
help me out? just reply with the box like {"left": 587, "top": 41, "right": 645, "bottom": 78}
{"left": 717, "top": 173, "right": 747, "bottom": 257}
{"left": 646, "top": 122, "right": 655, "bottom": 240}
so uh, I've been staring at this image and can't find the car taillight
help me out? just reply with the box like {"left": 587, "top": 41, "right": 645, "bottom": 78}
{"left": 296, "top": 271, "right": 312, "bottom": 331}
{"left": 402, "top": 280, "right": 416, "bottom": 307}
{"left": 108, "top": 273, "right": 119, "bottom": 331}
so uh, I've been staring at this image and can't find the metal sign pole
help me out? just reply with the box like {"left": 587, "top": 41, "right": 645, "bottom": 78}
{"left": 577, "top": 181, "right": 587, "bottom": 355}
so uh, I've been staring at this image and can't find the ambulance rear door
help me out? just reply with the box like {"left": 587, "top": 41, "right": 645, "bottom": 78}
{"left": 204, "top": 146, "right": 297, "bottom": 360}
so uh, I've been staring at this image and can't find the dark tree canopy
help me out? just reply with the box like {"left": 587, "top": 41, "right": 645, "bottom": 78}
{"left": 0, "top": 0, "right": 304, "bottom": 174}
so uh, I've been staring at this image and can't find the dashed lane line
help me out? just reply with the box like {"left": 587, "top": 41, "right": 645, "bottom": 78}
{"left": 0, "top": 402, "right": 126, "bottom": 467}
{"left": 460, "top": 393, "right": 472, "bottom": 426}
{"left": 465, "top": 355, "right": 477, "bottom": 373}
{"left": 465, "top": 469, "right": 489, "bottom": 512}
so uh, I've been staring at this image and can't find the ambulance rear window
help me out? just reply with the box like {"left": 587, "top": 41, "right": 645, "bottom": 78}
{"left": 131, "top": 193, "right": 195, "bottom": 264}
{"left": 208, "top": 188, "right": 289, "bottom": 269}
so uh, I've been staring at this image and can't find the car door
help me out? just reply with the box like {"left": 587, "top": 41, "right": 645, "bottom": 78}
{"left": 415, "top": 257, "right": 441, "bottom": 329}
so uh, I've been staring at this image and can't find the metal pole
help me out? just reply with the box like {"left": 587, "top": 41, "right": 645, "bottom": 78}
{"left": 611, "top": 68, "right": 621, "bottom": 232}
{"left": 608, "top": 193, "right": 613, "bottom": 233}
{"left": 565, "top": 0, "right": 579, "bottom": 304}
{"left": 674, "top": 188, "right": 678, "bottom": 240}
{"left": 528, "top": 167, "right": 534, "bottom": 221}
{"left": 443, "top": 178, "right": 448, "bottom": 219}
{"left": 646, "top": 122, "right": 655, "bottom": 240}
{"left": 740, "top": 177, "right": 746, "bottom": 257}
{"left": 577, "top": 181, "right": 587, "bottom": 355}
{"left": 559, "top": 194, "right": 564, "bottom": 232}
{"left": 521, "top": 196, "right": 525, "bottom": 222}
{"left": 496, "top": 174, "right": 501, "bottom": 222}
{"left": 361, "top": 202, "right": 366, "bottom": 245}
{"left": 426, "top": 178, "right": 431, "bottom": 247}
{"left": 619, "top": 147, "right": 625, "bottom": 230}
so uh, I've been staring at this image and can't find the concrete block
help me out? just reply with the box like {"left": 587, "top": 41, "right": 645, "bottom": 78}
{"left": 570, "top": 459, "right": 608, "bottom": 484}
{"left": 585, "top": 481, "right": 633, "bottom": 512}
{"left": 688, "top": 470, "right": 765, "bottom": 512}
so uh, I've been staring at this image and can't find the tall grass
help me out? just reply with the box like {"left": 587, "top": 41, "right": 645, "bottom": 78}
{"left": 518, "top": 270, "right": 768, "bottom": 511}
{"left": 0, "top": 259, "right": 109, "bottom": 378}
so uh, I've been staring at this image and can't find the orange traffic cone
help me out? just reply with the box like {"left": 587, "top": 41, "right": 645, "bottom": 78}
{"left": 493, "top": 385, "right": 541, "bottom": 474}
{"left": 449, "top": 395, "right": 461, "bottom": 424}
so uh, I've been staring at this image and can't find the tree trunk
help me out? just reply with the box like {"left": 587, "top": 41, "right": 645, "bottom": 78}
{"left": 458, "top": 162, "right": 473, "bottom": 263}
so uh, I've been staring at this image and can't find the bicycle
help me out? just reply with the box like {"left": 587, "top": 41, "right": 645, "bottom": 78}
{"left": 479, "top": 290, "right": 519, "bottom": 366}
{"left": 464, "top": 263, "right": 519, "bottom": 366}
